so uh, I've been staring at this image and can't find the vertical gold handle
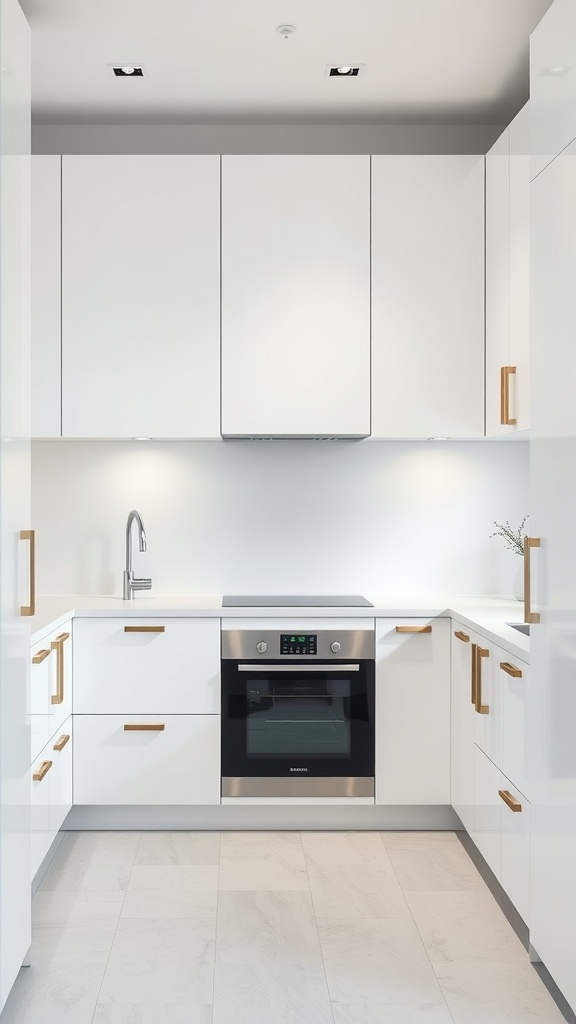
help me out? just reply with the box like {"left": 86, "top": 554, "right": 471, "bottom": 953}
{"left": 50, "top": 632, "right": 70, "bottom": 706}
{"left": 500, "top": 366, "right": 517, "bottom": 426}
{"left": 524, "top": 536, "right": 541, "bottom": 624}
{"left": 471, "top": 643, "right": 477, "bottom": 705}
{"left": 475, "top": 647, "right": 490, "bottom": 714}
{"left": 20, "top": 529, "right": 35, "bottom": 616}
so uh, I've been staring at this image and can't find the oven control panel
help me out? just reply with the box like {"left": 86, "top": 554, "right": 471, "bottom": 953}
{"left": 280, "top": 634, "right": 317, "bottom": 656}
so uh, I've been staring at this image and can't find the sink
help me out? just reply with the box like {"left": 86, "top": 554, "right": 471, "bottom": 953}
{"left": 507, "top": 622, "right": 530, "bottom": 636}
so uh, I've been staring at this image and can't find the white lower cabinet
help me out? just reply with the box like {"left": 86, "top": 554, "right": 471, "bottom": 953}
{"left": 73, "top": 715, "right": 220, "bottom": 805}
{"left": 30, "top": 716, "right": 73, "bottom": 880}
{"left": 375, "top": 617, "right": 450, "bottom": 804}
{"left": 472, "top": 745, "right": 530, "bottom": 925}
{"left": 29, "top": 622, "right": 72, "bottom": 764}
{"left": 450, "top": 626, "right": 475, "bottom": 832}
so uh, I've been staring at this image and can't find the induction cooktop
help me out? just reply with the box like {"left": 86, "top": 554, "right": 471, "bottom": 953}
{"left": 222, "top": 595, "right": 374, "bottom": 607}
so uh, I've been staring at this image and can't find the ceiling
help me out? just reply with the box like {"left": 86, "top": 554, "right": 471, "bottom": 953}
{"left": 20, "top": 0, "right": 554, "bottom": 125}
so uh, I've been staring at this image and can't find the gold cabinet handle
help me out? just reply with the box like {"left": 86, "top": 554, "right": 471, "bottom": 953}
{"left": 33, "top": 760, "right": 52, "bottom": 782}
{"left": 32, "top": 648, "right": 50, "bottom": 665}
{"left": 123, "top": 625, "right": 165, "bottom": 633}
{"left": 500, "top": 661, "right": 522, "bottom": 678}
{"left": 499, "top": 789, "right": 522, "bottom": 812}
{"left": 123, "top": 723, "right": 165, "bottom": 731}
{"left": 50, "top": 631, "right": 70, "bottom": 705}
{"left": 475, "top": 646, "right": 490, "bottom": 714}
{"left": 53, "top": 734, "right": 70, "bottom": 751}
{"left": 500, "top": 365, "right": 517, "bottom": 426}
{"left": 455, "top": 630, "right": 470, "bottom": 643}
{"left": 471, "top": 642, "right": 477, "bottom": 705}
{"left": 20, "top": 529, "right": 36, "bottom": 617}
{"left": 524, "top": 536, "right": 541, "bottom": 624}
{"left": 395, "top": 625, "right": 432, "bottom": 633}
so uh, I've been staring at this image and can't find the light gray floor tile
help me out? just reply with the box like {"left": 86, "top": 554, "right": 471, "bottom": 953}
{"left": 32, "top": 890, "right": 125, "bottom": 928}
{"left": 213, "top": 963, "right": 333, "bottom": 1024}
{"left": 0, "top": 952, "right": 108, "bottom": 1024}
{"left": 39, "top": 832, "right": 141, "bottom": 893}
{"left": 309, "top": 862, "right": 410, "bottom": 921}
{"left": 219, "top": 842, "right": 309, "bottom": 890}
{"left": 319, "top": 918, "right": 446, "bottom": 1005}
{"left": 135, "top": 831, "right": 220, "bottom": 865}
{"left": 332, "top": 1004, "right": 455, "bottom": 1024}
{"left": 220, "top": 831, "right": 301, "bottom": 847}
{"left": 29, "top": 923, "right": 117, "bottom": 960}
{"left": 435, "top": 960, "right": 567, "bottom": 1023}
{"left": 385, "top": 838, "right": 487, "bottom": 892}
{"left": 380, "top": 832, "right": 460, "bottom": 847}
{"left": 216, "top": 890, "right": 322, "bottom": 966}
{"left": 98, "top": 918, "right": 215, "bottom": 1005}
{"left": 302, "top": 831, "right": 389, "bottom": 866}
{"left": 406, "top": 891, "right": 527, "bottom": 965}
{"left": 122, "top": 864, "right": 218, "bottom": 918}
{"left": 92, "top": 1005, "right": 213, "bottom": 1023}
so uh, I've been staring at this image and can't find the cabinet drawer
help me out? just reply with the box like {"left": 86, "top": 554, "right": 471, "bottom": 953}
{"left": 50, "top": 717, "right": 73, "bottom": 835}
{"left": 472, "top": 745, "right": 502, "bottom": 880}
{"left": 31, "top": 741, "right": 54, "bottom": 879}
{"left": 500, "top": 656, "right": 530, "bottom": 801}
{"left": 375, "top": 617, "right": 450, "bottom": 804}
{"left": 499, "top": 775, "right": 530, "bottom": 925}
{"left": 73, "top": 618, "right": 220, "bottom": 714}
{"left": 473, "top": 641, "right": 502, "bottom": 768}
{"left": 29, "top": 622, "right": 72, "bottom": 762}
{"left": 73, "top": 715, "right": 221, "bottom": 805}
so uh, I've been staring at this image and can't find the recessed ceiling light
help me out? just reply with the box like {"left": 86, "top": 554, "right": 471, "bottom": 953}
{"left": 111, "top": 65, "right": 145, "bottom": 77}
{"left": 133, "top": 436, "right": 152, "bottom": 441}
{"left": 541, "top": 65, "right": 572, "bottom": 76}
{"left": 326, "top": 64, "right": 364, "bottom": 78}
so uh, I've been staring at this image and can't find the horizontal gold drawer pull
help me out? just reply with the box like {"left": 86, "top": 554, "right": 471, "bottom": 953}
{"left": 53, "top": 734, "right": 70, "bottom": 751}
{"left": 395, "top": 625, "right": 432, "bottom": 634}
{"left": 33, "top": 760, "right": 52, "bottom": 782}
{"left": 32, "top": 649, "right": 50, "bottom": 664}
{"left": 123, "top": 723, "right": 165, "bottom": 731}
{"left": 498, "top": 789, "right": 522, "bottom": 812}
{"left": 123, "top": 625, "right": 165, "bottom": 633}
{"left": 54, "top": 632, "right": 70, "bottom": 644}
{"left": 500, "top": 661, "right": 522, "bottom": 678}
{"left": 454, "top": 630, "right": 470, "bottom": 643}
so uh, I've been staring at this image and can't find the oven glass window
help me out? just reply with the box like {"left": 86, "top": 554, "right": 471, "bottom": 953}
{"left": 245, "top": 676, "right": 351, "bottom": 756}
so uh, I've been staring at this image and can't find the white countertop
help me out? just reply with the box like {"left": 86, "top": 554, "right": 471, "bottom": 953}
{"left": 30, "top": 593, "right": 530, "bottom": 661}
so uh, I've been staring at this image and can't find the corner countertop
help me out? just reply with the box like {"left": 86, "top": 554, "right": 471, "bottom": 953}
{"left": 29, "top": 594, "right": 530, "bottom": 661}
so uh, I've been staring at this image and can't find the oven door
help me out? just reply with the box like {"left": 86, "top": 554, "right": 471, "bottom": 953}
{"left": 221, "top": 659, "right": 375, "bottom": 795}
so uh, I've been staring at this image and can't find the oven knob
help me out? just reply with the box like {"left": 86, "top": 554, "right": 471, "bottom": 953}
{"left": 256, "top": 641, "right": 268, "bottom": 654}
{"left": 330, "top": 641, "right": 341, "bottom": 654}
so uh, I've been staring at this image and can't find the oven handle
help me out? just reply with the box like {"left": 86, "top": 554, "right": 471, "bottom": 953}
{"left": 237, "top": 664, "right": 360, "bottom": 672}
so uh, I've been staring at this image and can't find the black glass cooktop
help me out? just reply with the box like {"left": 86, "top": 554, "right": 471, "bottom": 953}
{"left": 222, "top": 595, "right": 374, "bottom": 607}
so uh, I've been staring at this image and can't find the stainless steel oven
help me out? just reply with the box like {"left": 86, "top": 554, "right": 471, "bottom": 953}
{"left": 221, "top": 628, "right": 375, "bottom": 797}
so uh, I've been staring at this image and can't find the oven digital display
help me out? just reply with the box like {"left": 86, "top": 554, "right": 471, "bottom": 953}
{"left": 280, "top": 634, "right": 317, "bottom": 655}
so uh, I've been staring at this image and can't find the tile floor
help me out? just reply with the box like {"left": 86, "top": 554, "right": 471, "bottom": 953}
{"left": 0, "top": 830, "right": 567, "bottom": 1024}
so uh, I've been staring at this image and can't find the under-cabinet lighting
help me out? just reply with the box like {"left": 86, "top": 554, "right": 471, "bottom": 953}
{"left": 541, "top": 65, "right": 572, "bottom": 76}
{"left": 133, "top": 436, "right": 151, "bottom": 441}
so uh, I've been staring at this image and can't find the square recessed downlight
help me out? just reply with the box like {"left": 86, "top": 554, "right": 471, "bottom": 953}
{"left": 111, "top": 65, "right": 145, "bottom": 77}
{"left": 326, "top": 64, "right": 364, "bottom": 78}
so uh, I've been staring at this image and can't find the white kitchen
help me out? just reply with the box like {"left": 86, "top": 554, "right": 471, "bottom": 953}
{"left": 1, "top": 0, "right": 576, "bottom": 1021}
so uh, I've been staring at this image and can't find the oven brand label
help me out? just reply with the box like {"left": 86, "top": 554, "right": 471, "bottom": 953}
{"left": 290, "top": 767, "right": 309, "bottom": 772}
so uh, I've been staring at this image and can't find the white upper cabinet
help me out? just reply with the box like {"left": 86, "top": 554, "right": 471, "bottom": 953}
{"left": 530, "top": 0, "right": 576, "bottom": 180}
{"left": 371, "top": 156, "right": 485, "bottom": 438}
{"left": 61, "top": 156, "right": 221, "bottom": 438}
{"left": 32, "top": 156, "right": 61, "bottom": 438}
{"left": 485, "top": 105, "right": 530, "bottom": 436}
{"left": 221, "top": 156, "right": 371, "bottom": 438}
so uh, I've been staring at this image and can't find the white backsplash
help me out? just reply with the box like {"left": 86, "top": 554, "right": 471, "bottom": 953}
{"left": 31, "top": 439, "right": 529, "bottom": 598}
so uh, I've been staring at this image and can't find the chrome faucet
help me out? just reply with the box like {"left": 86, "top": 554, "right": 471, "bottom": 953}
{"left": 123, "top": 510, "right": 152, "bottom": 600}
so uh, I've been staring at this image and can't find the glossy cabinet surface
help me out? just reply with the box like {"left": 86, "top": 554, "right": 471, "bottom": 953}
{"left": 375, "top": 617, "right": 450, "bottom": 804}
{"left": 450, "top": 627, "right": 475, "bottom": 832}
{"left": 31, "top": 155, "right": 61, "bottom": 437}
{"left": 73, "top": 617, "right": 220, "bottom": 715}
{"left": 221, "top": 155, "right": 371, "bottom": 438}
{"left": 0, "top": 0, "right": 31, "bottom": 1009}
{"left": 528, "top": 139, "right": 576, "bottom": 1013}
{"left": 30, "top": 716, "right": 73, "bottom": 879}
{"left": 61, "top": 156, "right": 221, "bottom": 438}
{"left": 371, "top": 155, "right": 485, "bottom": 438}
{"left": 530, "top": 0, "right": 576, "bottom": 180}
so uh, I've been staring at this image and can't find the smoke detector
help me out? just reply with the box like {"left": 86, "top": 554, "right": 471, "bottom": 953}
{"left": 276, "top": 25, "right": 296, "bottom": 40}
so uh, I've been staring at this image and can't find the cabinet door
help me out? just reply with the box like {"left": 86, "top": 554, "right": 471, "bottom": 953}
{"left": 509, "top": 105, "right": 530, "bottom": 432}
{"left": 29, "top": 640, "right": 56, "bottom": 763}
{"left": 375, "top": 617, "right": 450, "bottom": 804}
{"left": 48, "top": 624, "right": 72, "bottom": 738}
{"left": 530, "top": 0, "right": 576, "bottom": 179}
{"left": 32, "top": 155, "right": 61, "bottom": 437}
{"left": 73, "top": 618, "right": 220, "bottom": 714}
{"left": 485, "top": 127, "right": 512, "bottom": 437}
{"left": 500, "top": 654, "right": 530, "bottom": 802}
{"left": 49, "top": 718, "right": 72, "bottom": 836}
{"left": 499, "top": 776, "right": 530, "bottom": 925}
{"left": 473, "top": 642, "right": 501, "bottom": 768}
{"left": 472, "top": 745, "right": 501, "bottom": 881}
{"left": 450, "top": 625, "right": 475, "bottom": 832}
{"left": 0, "top": 0, "right": 32, "bottom": 1008}
{"left": 62, "top": 156, "right": 220, "bottom": 439}
{"left": 30, "top": 743, "right": 53, "bottom": 881}
{"left": 221, "top": 156, "right": 370, "bottom": 438}
{"left": 73, "top": 715, "right": 220, "bottom": 805}
{"left": 371, "top": 156, "right": 484, "bottom": 438}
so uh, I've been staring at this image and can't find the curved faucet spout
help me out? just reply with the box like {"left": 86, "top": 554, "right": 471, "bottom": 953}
{"left": 123, "top": 510, "right": 151, "bottom": 600}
